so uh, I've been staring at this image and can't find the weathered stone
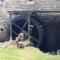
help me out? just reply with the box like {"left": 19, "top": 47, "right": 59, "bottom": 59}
{"left": 0, "top": 0, "right": 60, "bottom": 42}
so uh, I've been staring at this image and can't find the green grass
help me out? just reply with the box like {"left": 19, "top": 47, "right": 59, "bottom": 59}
{"left": 0, "top": 46, "right": 60, "bottom": 60}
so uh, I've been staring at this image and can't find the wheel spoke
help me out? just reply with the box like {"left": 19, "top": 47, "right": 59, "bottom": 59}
{"left": 12, "top": 23, "right": 23, "bottom": 31}
{"left": 12, "top": 23, "right": 28, "bottom": 37}
{"left": 12, "top": 30, "right": 18, "bottom": 36}
{"left": 12, "top": 22, "right": 38, "bottom": 43}
{"left": 22, "top": 21, "right": 28, "bottom": 29}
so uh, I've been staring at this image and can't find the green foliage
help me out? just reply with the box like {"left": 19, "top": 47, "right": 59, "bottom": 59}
{"left": 0, "top": 47, "right": 60, "bottom": 60}
{"left": 57, "top": 50, "right": 60, "bottom": 55}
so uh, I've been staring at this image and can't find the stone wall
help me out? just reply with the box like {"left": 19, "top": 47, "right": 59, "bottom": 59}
{"left": 4, "top": 0, "right": 60, "bottom": 11}
{"left": 0, "top": 0, "right": 60, "bottom": 19}
{"left": 0, "top": 0, "right": 60, "bottom": 41}
{"left": 0, "top": 20, "right": 10, "bottom": 42}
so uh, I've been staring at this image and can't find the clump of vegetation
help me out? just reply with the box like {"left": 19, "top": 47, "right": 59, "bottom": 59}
{"left": 0, "top": 44, "right": 60, "bottom": 60}
{"left": 57, "top": 50, "right": 60, "bottom": 55}
{"left": 0, "top": 46, "right": 40, "bottom": 60}
{"left": 0, "top": 32, "right": 60, "bottom": 60}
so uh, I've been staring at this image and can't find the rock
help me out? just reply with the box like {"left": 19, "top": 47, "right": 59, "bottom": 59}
{"left": 17, "top": 42, "right": 24, "bottom": 48}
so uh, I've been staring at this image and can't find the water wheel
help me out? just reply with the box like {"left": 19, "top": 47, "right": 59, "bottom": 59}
{"left": 12, "top": 12, "right": 46, "bottom": 48}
